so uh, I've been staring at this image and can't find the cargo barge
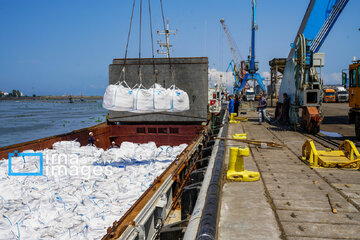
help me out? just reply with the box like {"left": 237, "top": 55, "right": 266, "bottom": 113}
{"left": 0, "top": 57, "right": 228, "bottom": 239}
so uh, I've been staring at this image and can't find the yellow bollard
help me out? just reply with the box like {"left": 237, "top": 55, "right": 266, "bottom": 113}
{"left": 227, "top": 146, "right": 260, "bottom": 181}
{"left": 228, "top": 147, "right": 240, "bottom": 174}
{"left": 229, "top": 113, "right": 241, "bottom": 124}
{"left": 232, "top": 133, "right": 247, "bottom": 140}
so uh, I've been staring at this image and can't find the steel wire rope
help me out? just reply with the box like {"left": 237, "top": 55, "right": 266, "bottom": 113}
{"left": 160, "top": 0, "right": 175, "bottom": 86}
{"left": 138, "top": 0, "right": 143, "bottom": 85}
{"left": 148, "top": 0, "right": 158, "bottom": 84}
{"left": 119, "top": 0, "right": 137, "bottom": 83}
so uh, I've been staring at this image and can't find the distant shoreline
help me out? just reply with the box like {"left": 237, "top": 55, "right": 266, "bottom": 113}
{"left": 0, "top": 96, "right": 103, "bottom": 101}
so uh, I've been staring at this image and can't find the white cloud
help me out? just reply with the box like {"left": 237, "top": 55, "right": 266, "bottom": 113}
{"left": 208, "top": 69, "right": 273, "bottom": 93}
{"left": 208, "top": 68, "right": 235, "bottom": 92}
{"left": 262, "top": 71, "right": 271, "bottom": 79}
{"left": 322, "top": 72, "right": 342, "bottom": 85}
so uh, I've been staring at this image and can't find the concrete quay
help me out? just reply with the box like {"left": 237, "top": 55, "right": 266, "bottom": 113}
{"left": 218, "top": 106, "right": 360, "bottom": 240}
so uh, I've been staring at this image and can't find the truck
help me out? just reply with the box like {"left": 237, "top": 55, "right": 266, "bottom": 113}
{"left": 244, "top": 88, "right": 255, "bottom": 101}
{"left": 208, "top": 86, "right": 221, "bottom": 113}
{"left": 346, "top": 60, "right": 360, "bottom": 138}
{"left": 335, "top": 86, "right": 348, "bottom": 102}
{"left": 323, "top": 88, "right": 336, "bottom": 103}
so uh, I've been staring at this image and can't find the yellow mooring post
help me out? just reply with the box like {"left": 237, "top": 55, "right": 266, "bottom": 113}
{"left": 229, "top": 113, "right": 241, "bottom": 124}
{"left": 227, "top": 146, "right": 260, "bottom": 181}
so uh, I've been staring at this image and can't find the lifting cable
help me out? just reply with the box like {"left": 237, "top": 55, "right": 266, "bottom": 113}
{"left": 160, "top": 0, "right": 175, "bottom": 86}
{"left": 138, "top": 0, "right": 143, "bottom": 85}
{"left": 148, "top": 0, "right": 158, "bottom": 83}
{"left": 119, "top": 0, "right": 136, "bottom": 83}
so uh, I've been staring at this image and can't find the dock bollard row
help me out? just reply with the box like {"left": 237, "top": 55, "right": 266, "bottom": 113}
{"left": 227, "top": 146, "right": 260, "bottom": 182}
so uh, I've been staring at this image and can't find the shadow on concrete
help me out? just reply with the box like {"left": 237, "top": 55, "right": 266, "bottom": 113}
{"left": 322, "top": 116, "right": 349, "bottom": 125}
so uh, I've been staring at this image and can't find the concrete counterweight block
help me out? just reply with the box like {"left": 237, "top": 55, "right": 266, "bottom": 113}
{"left": 227, "top": 147, "right": 260, "bottom": 181}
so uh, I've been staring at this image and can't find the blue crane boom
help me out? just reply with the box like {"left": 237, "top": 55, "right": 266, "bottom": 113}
{"left": 240, "top": 0, "right": 266, "bottom": 93}
{"left": 310, "top": 0, "right": 349, "bottom": 53}
{"left": 278, "top": 0, "right": 349, "bottom": 133}
{"left": 220, "top": 0, "right": 266, "bottom": 94}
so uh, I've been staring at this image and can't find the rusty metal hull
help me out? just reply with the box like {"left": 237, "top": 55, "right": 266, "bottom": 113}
{"left": 0, "top": 122, "right": 203, "bottom": 160}
{"left": 0, "top": 118, "right": 221, "bottom": 240}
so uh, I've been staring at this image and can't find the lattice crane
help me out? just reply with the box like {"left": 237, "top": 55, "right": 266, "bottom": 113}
{"left": 220, "top": 19, "right": 246, "bottom": 94}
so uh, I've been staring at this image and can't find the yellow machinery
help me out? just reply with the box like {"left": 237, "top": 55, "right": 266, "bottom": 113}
{"left": 227, "top": 146, "right": 260, "bottom": 181}
{"left": 302, "top": 139, "right": 360, "bottom": 169}
{"left": 229, "top": 113, "right": 248, "bottom": 124}
{"left": 346, "top": 60, "right": 360, "bottom": 138}
{"left": 232, "top": 133, "right": 247, "bottom": 140}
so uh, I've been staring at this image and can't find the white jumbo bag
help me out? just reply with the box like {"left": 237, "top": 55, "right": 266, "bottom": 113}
{"left": 102, "top": 84, "right": 118, "bottom": 110}
{"left": 152, "top": 83, "right": 171, "bottom": 111}
{"left": 168, "top": 85, "right": 190, "bottom": 112}
{"left": 102, "top": 81, "right": 134, "bottom": 111}
{"left": 132, "top": 84, "right": 154, "bottom": 113}
{"left": 113, "top": 82, "right": 134, "bottom": 111}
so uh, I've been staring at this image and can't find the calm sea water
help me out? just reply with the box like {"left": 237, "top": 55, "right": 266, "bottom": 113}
{"left": 0, "top": 100, "right": 107, "bottom": 148}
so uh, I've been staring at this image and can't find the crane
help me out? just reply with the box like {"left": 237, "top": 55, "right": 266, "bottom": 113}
{"left": 220, "top": 0, "right": 266, "bottom": 95}
{"left": 220, "top": 19, "right": 245, "bottom": 94}
{"left": 278, "top": 0, "right": 349, "bottom": 133}
{"left": 241, "top": 0, "right": 266, "bottom": 93}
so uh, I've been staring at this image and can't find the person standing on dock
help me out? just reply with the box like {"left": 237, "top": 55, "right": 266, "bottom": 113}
{"left": 257, "top": 93, "right": 270, "bottom": 124}
{"left": 228, "top": 95, "right": 234, "bottom": 115}
{"left": 234, "top": 95, "right": 240, "bottom": 116}
{"left": 281, "top": 93, "right": 290, "bottom": 124}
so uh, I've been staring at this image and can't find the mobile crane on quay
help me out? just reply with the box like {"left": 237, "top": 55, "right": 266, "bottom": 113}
{"left": 278, "top": 0, "right": 349, "bottom": 134}
{"left": 220, "top": 0, "right": 266, "bottom": 95}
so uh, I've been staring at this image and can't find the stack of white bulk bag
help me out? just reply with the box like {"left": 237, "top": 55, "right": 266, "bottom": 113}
{"left": 102, "top": 82, "right": 190, "bottom": 113}
{"left": 168, "top": 85, "right": 190, "bottom": 112}
{"left": 134, "top": 142, "right": 158, "bottom": 162}
{"left": 103, "top": 81, "right": 134, "bottom": 111}
{"left": 0, "top": 140, "right": 190, "bottom": 240}
{"left": 152, "top": 83, "right": 171, "bottom": 111}
{"left": 132, "top": 85, "right": 154, "bottom": 113}
{"left": 52, "top": 140, "right": 81, "bottom": 153}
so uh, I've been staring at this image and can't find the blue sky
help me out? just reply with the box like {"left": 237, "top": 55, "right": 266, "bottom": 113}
{"left": 0, "top": 0, "right": 359, "bottom": 96}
